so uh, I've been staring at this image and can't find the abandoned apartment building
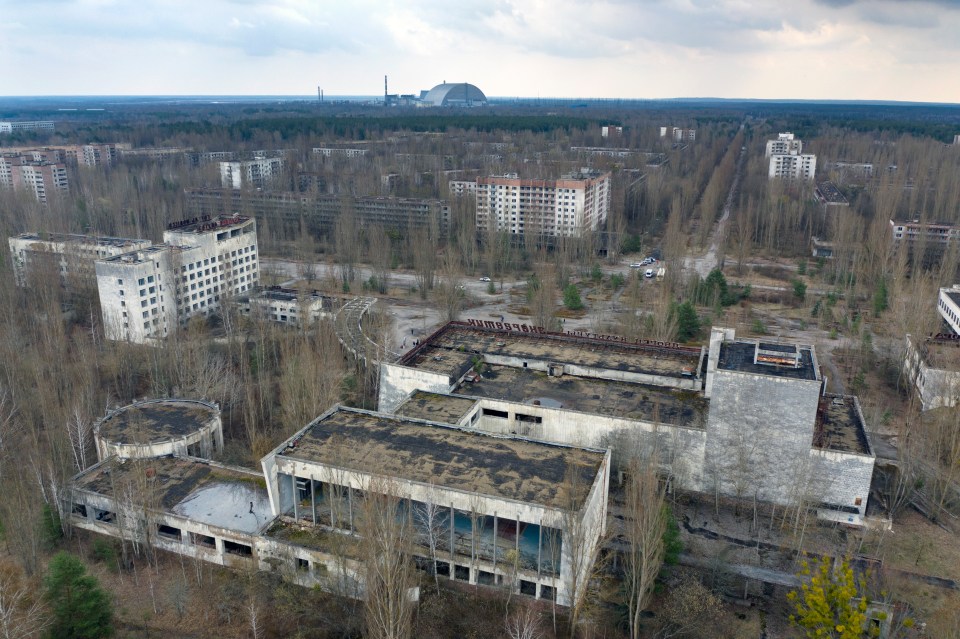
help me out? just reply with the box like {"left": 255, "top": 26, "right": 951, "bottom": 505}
{"left": 379, "top": 321, "right": 877, "bottom": 526}
{"left": 68, "top": 398, "right": 609, "bottom": 606}
{"left": 904, "top": 284, "right": 960, "bottom": 410}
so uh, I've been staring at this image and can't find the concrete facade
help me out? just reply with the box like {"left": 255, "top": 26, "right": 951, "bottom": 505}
{"left": 94, "top": 398, "right": 224, "bottom": 462}
{"left": 8, "top": 232, "right": 151, "bottom": 287}
{"left": 380, "top": 322, "right": 877, "bottom": 520}
{"left": 904, "top": 333, "right": 960, "bottom": 411}
{"left": 474, "top": 171, "right": 612, "bottom": 238}
{"left": 937, "top": 285, "right": 960, "bottom": 335}
{"left": 219, "top": 157, "right": 285, "bottom": 189}
{"left": 0, "top": 121, "right": 54, "bottom": 133}
{"left": 96, "top": 215, "right": 259, "bottom": 343}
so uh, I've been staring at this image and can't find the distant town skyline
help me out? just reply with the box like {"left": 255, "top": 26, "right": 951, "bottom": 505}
{"left": 2, "top": 0, "right": 960, "bottom": 103}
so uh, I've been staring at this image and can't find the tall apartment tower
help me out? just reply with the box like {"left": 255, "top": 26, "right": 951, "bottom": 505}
{"left": 474, "top": 170, "right": 611, "bottom": 238}
{"left": 96, "top": 215, "right": 260, "bottom": 343}
{"left": 0, "top": 154, "right": 69, "bottom": 202}
{"left": 219, "top": 157, "right": 285, "bottom": 189}
{"left": 766, "top": 133, "right": 816, "bottom": 180}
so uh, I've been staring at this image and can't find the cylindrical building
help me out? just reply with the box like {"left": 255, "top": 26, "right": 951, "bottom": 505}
{"left": 94, "top": 398, "right": 223, "bottom": 461}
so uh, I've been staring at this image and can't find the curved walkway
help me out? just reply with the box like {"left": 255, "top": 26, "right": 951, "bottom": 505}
{"left": 334, "top": 297, "right": 399, "bottom": 364}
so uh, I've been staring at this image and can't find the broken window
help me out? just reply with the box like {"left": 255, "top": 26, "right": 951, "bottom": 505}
{"left": 454, "top": 565, "right": 470, "bottom": 582}
{"left": 477, "top": 570, "right": 497, "bottom": 586}
{"left": 93, "top": 508, "right": 116, "bottom": 524}
{"left": 295, "top": 558, "right": 310, "bottom": 572}
{"left": 540, "top": 584, "right": 555, "bottom": 601}
{"left": 482, "top": 408, "right": 508, "bottom": 419}
{"left": 157, "top": 524, "right": 182, "bottom": 541}
{"left": 519, "top": 580, "right": 537, "bottom": 596}
{"left": 515, "top": 413, "right": 542, "bottom": 424}
{"left": 435, "top": 561, "right": 450, "bottom": 577}
{"left": 71, "top": 504, "right": 88, "bottom": 518}
{"left": 223, "top": 540, "right": 252, "bottom": 557}
{"left": 190, "top": 532, "right": 216, "bottom": 549}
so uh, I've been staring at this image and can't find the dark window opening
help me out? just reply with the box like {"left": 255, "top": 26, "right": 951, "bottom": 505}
{"left": 296, "top": 558, "right": 310, "bottom": 572}
{"left": 435, "top": 561, "right": 450, "bottom": 577}
{"left": 477, "top": 570, "right": 496, "bottom": 586}
{"left": 519, "top": 580, "right": 537, "bottom": 596}
{"left": 157, "top": 524, "right": 182, "bottom": 541}
{"left": 482, "top": 408, "right": 508, "bottom": 419}
{"left": 522, "top": 361, "right": 528, "bottom": 368}
{"left": 224, "top": 540, "right": 253, "bottom": 557}
{"left": 454, "top": 564, "right": 470, "bottom": 582}
{"left": 190, "top": 533, "right": 216, "bottom": 549}
{"left": 540, "top": 585, "right": 555, "bottom": 601}
{"left": 93, "top": 508, "right": 116, "bottom": 524}
{"left": 515, "top": 413, "right": 542, "bottom": 424}
{"left": 71, "top": 504, "right": 88, "bottom": 518}
{"left": 413, "top": 556, "right": 432, "bottom": 573}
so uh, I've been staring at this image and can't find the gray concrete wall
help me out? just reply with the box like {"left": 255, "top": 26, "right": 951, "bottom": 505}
{"left": 704, "top": 369, "right": 821, "bottom": 506}
{"left": 377, "top": 363, "right": 453, "bottom": 412}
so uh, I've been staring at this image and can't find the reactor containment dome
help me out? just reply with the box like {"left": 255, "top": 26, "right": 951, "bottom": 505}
{"left": 421, "top": 82, "right": 488, "bottom": 107}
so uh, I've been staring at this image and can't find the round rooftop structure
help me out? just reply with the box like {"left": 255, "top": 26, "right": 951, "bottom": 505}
{"left": 421, "top": 82, "right": 488, "bottom": 107}
{"left": 95, "top": 398, "right": 223, "bottom": 461}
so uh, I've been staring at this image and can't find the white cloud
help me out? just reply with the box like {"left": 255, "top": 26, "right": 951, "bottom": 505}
{"left": 0, "top": 0, "right": 957, "bottom": 101}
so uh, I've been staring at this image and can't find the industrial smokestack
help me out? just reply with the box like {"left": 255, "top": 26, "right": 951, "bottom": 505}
{"left": 384, "top": 75, "right": 388, "bottom": 102}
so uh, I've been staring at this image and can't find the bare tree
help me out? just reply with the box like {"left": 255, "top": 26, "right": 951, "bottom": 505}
{"left": 504, "top": 604, "right": 543, "bottom": 639}
{"left": 624, "top": 453, "right": 667, "bottom": 639}
{"left": 359, "top": 478, "right": 416, "bottom": 639}
{"left": 65, "top": 403, "right": 93, "bottom": 472}
{"left": 0, "top": 560, "right": 47, "bottom": 639}
{"left": 412, "top": 492, "right": 446, "bottom": 594}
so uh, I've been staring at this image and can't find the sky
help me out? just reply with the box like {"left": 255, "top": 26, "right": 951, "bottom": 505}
{"left": 2, "top": 0, "right": 960, "bottom": 102}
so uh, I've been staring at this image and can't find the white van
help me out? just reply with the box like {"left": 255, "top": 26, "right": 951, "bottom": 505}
{"left": 644, "top": 269, "right": 655, "bottom": 278}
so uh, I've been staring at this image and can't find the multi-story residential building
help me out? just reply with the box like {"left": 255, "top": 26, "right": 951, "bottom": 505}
{"left": 0, "top": 121, "right": 55, "bottom": 134}
{"left": 74, "top": 144, "right": 122, "bottom": 167}
{"left": 765, "top": 132, "right": 803, "bottom": 157}
{"left": 313, "top": 147, "right": 368, "bottom": 158}
{"left": 889, "top": 218, "right": 960, "bottom": 266}
{"left": 601, "top": 125, "right": 623, "bottom": 138}
{"left": 769, "top": 151, "right": 817, "bottom": 180}
{"left": 8, "top": 233, "right": 151, "bottom": 287}
{"left": 0, "top": 155, "right": 69, "bottom": 202}
{"left": 938, "top": 285, "right": 960, "bottom": 336}
{"left": 95, "top": 215, "right": 259, "bottom": 343}
{"left": 185, "top": 188, "right": 450, "bottom": 236}
{"left": 448, "top": 180, "right": 479, "bottom": 197}
{"left": 473, "top": 170, "right": 611, "bottom": 238}
{"left": 220, "top": 157, "right": 285, "bottom": 189}
{"left": 659, "top": 126, "right": 695, "bottom": 141}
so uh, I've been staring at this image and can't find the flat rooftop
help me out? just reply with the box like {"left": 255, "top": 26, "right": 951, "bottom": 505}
{"left": 813, "top": 395, "right": 871, "bottom": 455}
{"left": 401, "top": 322, "right": 702, "bottom": 381}
{"left": 920, "top": 334, "right": 960, "bottom": 370}
{"left": 100, "top": 244, "right": 181, "bottom": 264}
{"left": 74, "top": 456, "right": 270, "bottom": 534}
{"left": 278, "top": 408, "right": 604, "bottom": 511}
{"left": 717, "top": 341, "right": 818, "bottom": 381}
{"left": 13, "top": 232, "right": 147, "bottom": 248}
{"left": 394, "top": 391, "right": 477, "bottom": 424}
{"left": 943, "top": 289, "right": 960, "bottom": 308}
{"left": 456, "top": 365, "right": 707, "bottom": 429}
{"left": 96, "top": 399, "right": 217, "bottom": 445}
{"left": 166, "top": 214, "right": 252, "bottom": 234}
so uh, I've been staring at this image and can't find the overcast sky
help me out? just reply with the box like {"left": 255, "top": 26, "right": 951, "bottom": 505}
{"left": 2, "top": 0, "right": 959, "bottom": 102}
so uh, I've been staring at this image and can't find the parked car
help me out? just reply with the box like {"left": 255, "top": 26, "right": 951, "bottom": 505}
{"left": 479, "top": 276, "right": 491, "bottom": 282}
{"left": 644, "top": 269, "right": 655, "bottom": 278}
{"left": 629, "top": 263, "right": 643, "bottom": 268}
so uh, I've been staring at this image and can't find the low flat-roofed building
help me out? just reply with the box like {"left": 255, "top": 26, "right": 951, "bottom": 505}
{"left": 904, "top": 333, "right": 960, "bottom": 410}
{"left": 937, "top": 285, "right": 960, "bottom": 335}
{"left": 0, "top": 121, "right": 54, "bottom": 133}
{"left": 95, "top": 398, "right": 224, "bottom": 462}
{"left": 382, "top": 322, "right": 876, "bottom": 522}
{"left": 242, "top": 286, "right": 337, "bottom": 326}
{"left": 814, "top": 181, "right": 849, "bottom": 206}
{"left": 261, "top": 405, "right": 610, "bottom": 606}
{"left": 379, "top": 320, "right": 705, "bottom": 412}
{"left": 69, "top": 455, "right": 272, "bottom": 569}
